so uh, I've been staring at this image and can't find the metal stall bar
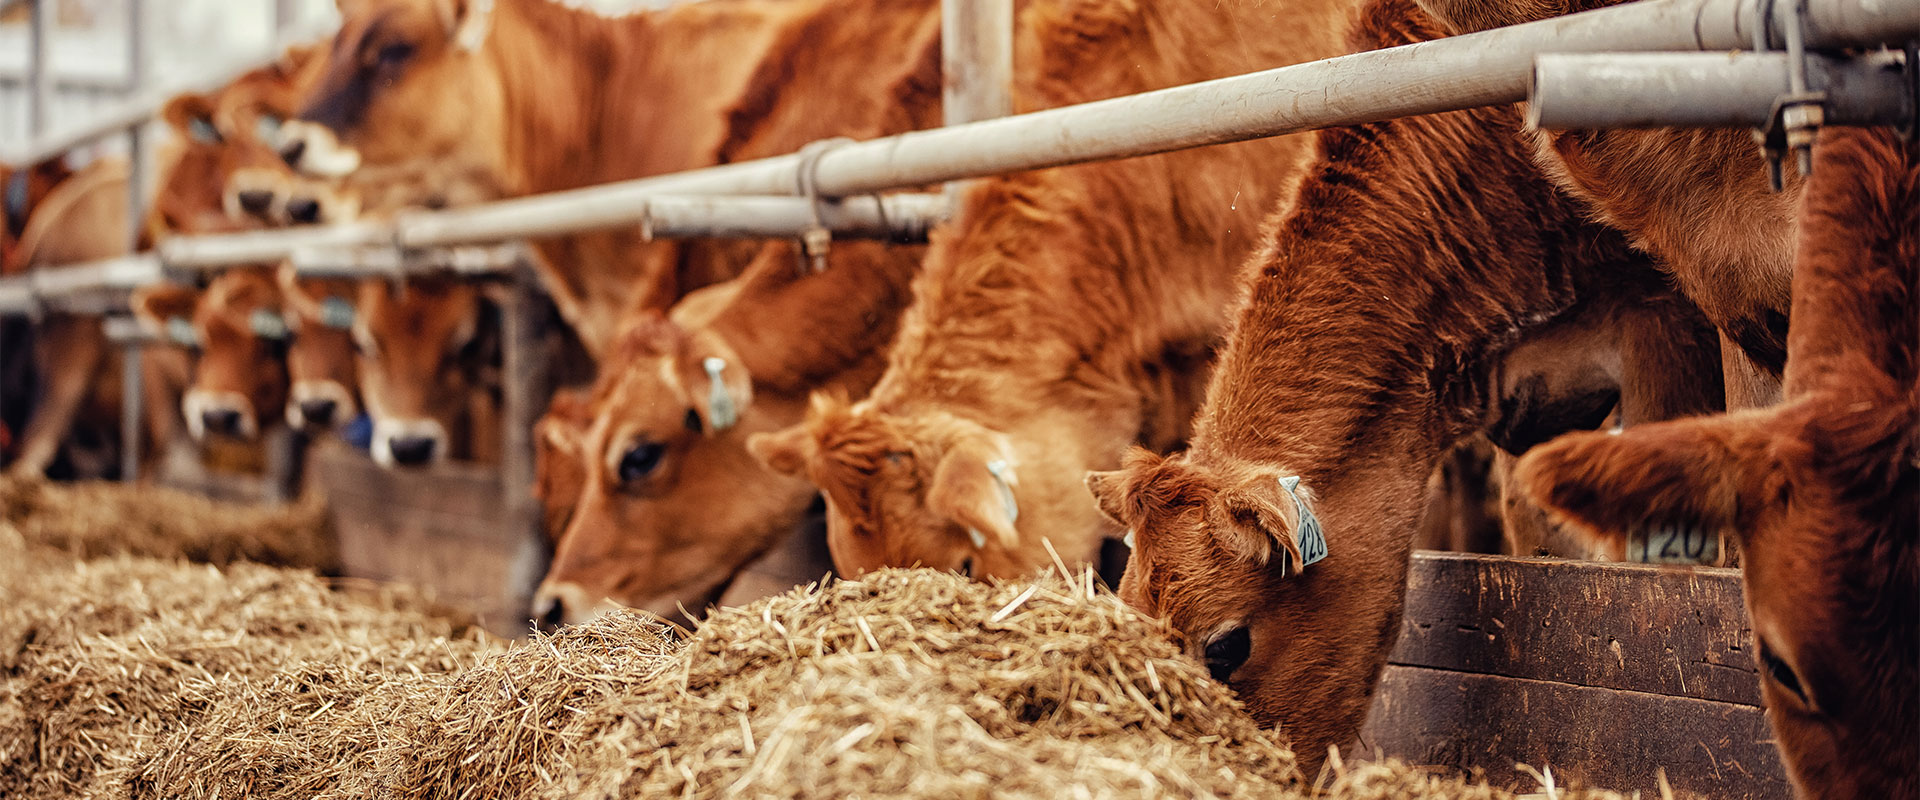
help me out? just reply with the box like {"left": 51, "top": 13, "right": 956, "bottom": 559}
{"left": 498, "top": 261, "right": 551, "bottom": 633}
{"left": 640, "top": 193, "right": 948, "bottom": 241}
{"left": 941, "top": 0, "right": 1014, "bottom": 211}
{"left": 392, "top": 0, "right": 1919, "bottom": 250}
{"left": 118, "top": 0, "right": 152, "bottom": 481}
{"left": 27, "top": 0, "right": 54, "bottom": 135}
{"left": 1530, "top": 50, "right": 1912, "bottom": 128}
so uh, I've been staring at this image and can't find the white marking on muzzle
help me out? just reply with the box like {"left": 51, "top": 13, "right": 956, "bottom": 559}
{"left": 282, "top": 121, "right": 362, "bottom": 178}
{"left": 286, "top": 380, "right": 359, "bottom": 430}
{"left": 182, "top": 389, "right": 258, "bottom": 442}
{"left": 369, "top": 416, "right": 450, "bottom": 468}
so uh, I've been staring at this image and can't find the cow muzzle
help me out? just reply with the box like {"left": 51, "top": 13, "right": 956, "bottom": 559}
{"left": 529, "top": 581, "right": 624, "bottom": 632}
{"left": 279, "top": 121, "right": 362, "bottom": 178}
{"left": 183, "top": 390, "right": 258, "bottom": 441}
{"left": 287, "top": 380, "right": 357, "bottom": 432}
{"left": 370, "top": 417, "right": 449, "bottom": 468}
{"left": 223, "top": 168, "right": 290, "bottom": 223}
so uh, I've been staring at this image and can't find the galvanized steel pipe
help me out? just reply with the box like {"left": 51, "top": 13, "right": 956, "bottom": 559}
{"left": 1530, "top": 50, "right": 1912, "bottom": 128}
{"left": 641, "top": 193, "right": 948, "bottom": 241}
{"left": 394, "top": 0, "right": 1920, "bottom": 248}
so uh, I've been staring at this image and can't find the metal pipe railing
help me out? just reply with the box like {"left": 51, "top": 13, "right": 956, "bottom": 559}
{"left": 384, "top": 0, "right": 1919, "bottom": 249}
{"left": 1530, "top": 50, "right": 1911, "bottom": 128}
{"left": 4, "top": 0, "right": 1916, "bottom": 313}
{"left": 640, "top": 193, "right": 948, "bottom": 241}
{"left": 27, "top": 0, "right": 53, "bottom": 136}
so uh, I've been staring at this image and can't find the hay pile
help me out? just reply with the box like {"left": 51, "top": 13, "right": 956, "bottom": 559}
{"left": 0, "top": 477, "right": 336, "bottom": 570}
{"left": 126, "top": 568, "right": 1627, "bottom": 800}
{"left": 0, "top": 550, "right": 498, "bottom": 799}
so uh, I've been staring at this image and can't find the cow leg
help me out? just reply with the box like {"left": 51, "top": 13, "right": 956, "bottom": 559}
{"left": 8, "top": 315, "right": 108, "bottom": 477}
{"left": 1718, "top": 331, "right": 1783, "bottom": 410}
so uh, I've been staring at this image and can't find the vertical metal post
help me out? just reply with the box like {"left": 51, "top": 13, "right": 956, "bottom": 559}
{"left": 125, "top": 0, "right": 148, "bottom": 250}
{"left": 119, "top": 340, "right": 143, "bottom": 480}
{"left": 940, "top": 0, "right": 1014, "bottom": 213}
{"left": 500, "top": 258, "right": 553, "bottom": 631}
{"left": 28, "top": 0, "right": 54, "bottom": 136}
{"left": 118, "top": 0, "right": 150, "bottom": 483}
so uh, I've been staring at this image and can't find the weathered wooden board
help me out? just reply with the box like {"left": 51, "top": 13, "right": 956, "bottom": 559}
{"left": 311, "top": 441, "right": 531, "bottom": 635}
{"left": 1359, "top": 552, "right": 1788, "bottom": 799}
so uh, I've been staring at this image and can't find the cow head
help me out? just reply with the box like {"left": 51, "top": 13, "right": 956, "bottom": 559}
{"left": 532, "top": 313, "right": 810, "bottom": 628}
{"left": 1515, "top": 395, "right": 1917, "bottom": 798}
{"left": 1085, "top": 447, "right": 1324, "bottom": 687}
{"left": 132, "top": 270, "right": 292, "bottom": 441}
{"left": 276, "top": 268, "right": 361, "bottom": 432}
{"left": 222, "top": 50, "right": 360, "bottom": 227}
{"left": 353, "top": 277, "right": 495, "bottom": 468}
{"left": 282, "top": 0, "right": 509, "bottom": 207}
{"left": 1515, "top": 129, "right": 1917, "bottom": 800}
{"left": 750, "top": 394, "right": 1106, "bottom": 581}
{"left": 153, "top": 92, "right": 250, "bottom": 235}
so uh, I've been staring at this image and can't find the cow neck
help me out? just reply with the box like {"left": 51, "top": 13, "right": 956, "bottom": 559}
{"left": 488, "top": 0, "right": 783, "bottom": 196}
{"left": 1188, "top": 101, "right": 1629, "bottom": 493}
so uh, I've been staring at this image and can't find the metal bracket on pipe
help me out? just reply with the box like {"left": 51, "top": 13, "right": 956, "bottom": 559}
{"left": 794, "top": 138, "right": 856, "bottom": 273}
{"left": 1752, "top": 0, "right": 1825, "bottom": 190}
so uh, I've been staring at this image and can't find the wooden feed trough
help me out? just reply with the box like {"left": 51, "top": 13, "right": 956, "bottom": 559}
{"left": 1361, "top": 553, "right": 1786, "bottom": 799}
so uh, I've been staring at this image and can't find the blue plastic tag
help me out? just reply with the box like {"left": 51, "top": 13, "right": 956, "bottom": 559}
{"left": 319, "top": 296, "right": 355, "bottom": 329}
{"left": 701, "top": 357, "right": 738, "bottom": 431}
{"left": 1279, "top": 475, "right": 1327, "bottom": 574}
{"left": 165, "top": 316, "right": 199, "bottom": 347}
{"left": 250, "top": 309, "right": 290, "bottom": 340}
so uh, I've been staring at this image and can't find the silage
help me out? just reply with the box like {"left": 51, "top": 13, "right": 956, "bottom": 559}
{"left": 125, "top": 567, "right": 1629, "bottom": 800}
{"left": 0, "top": 476, "right": 336, "bottom": 571}
{"left": 0, "top": 549, "right": 498, "bottom": 800}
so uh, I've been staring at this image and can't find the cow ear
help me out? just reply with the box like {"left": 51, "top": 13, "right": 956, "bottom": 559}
{"left": 1084, "top": 469, "right": 1130, "bottom": 527}
{"left": 437, "top": 0, "right": 493, "bottom": 51}
{"left": 1206, "top": 470, "right": 1312, "bottom": 570}
{"left": 748, "top": 424, "right": 815, "bottom": 478}
{"left": 131, "top": 285, "right": 199, "bottom": 340}
{"left": 161, "top": 94, "right": 220, "bottom": 144}
{"left": 1513, "top": 416, "right": 1766, "bottom": 552}
{"left": 927, "top": 435, "right": 1020, "bottom": 551}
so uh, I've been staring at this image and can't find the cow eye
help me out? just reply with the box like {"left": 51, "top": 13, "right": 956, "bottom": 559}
{"left": 1203, "top": 626, "right": 1252, "bottom": 683}
{"left": 377, "top": 41, "right": 415, "bottom": 69}
{"left": 1760, "top": 640, "right": 1811, "bottom": 707}
{"left": 618, "top": 441, "right": 667, "bottom": 484}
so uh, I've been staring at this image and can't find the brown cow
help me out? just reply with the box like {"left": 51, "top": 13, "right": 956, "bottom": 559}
{"left": 2, "top": 159, "right": 155, "bottom": 478}
{"left": 1515, "top": 128, "right": 1917, "bottom": 800}
{"left": 276, "top": 270, "right": 362, "bottom": 432}
{"left": 282, "top": 0, "right": 808, "bottom": 357}
{"left": 749, "top": 0, "right": 1358, "bottom": 581}
{"left": 1080, "top": 0, "right": 1723, "bottom": 771}
{"left": 131, "top": 269, "right": 292, "bottom": 443}
{"left": 1413, "top": 0, "right": 1803, "bottom": 409}
{"left": 529, "top": 0, "right": 940, "bottom": 627}
{"left": 353, "top": 277, "right": 499, "bottom": 467}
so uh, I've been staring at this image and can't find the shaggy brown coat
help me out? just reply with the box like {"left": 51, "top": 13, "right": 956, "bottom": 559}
{"left": 1515, "top": 128, "right": 1917, "bottom": 800}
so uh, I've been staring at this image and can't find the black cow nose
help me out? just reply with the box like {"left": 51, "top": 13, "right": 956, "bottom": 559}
{"left": 280, "top": 139, "right": 306, "bottom": 169}
{"left": 236, "top": 190, "right": 274, "bottom": 215}
{"left": 202, "top": 408, "right": 243, "bottom": 437}
{"left": 533, "top": 596, "right": 566, "bottom": 633}
{"left": 388, "top": 435, "right": 437, "bottom": 466}
{"left": 298, "top": 398, "right": 337, "bottom": 428}
{"left": 285, "top": 197, "right": 321, "bottom": 224}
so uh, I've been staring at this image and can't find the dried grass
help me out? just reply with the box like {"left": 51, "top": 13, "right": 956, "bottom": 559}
{"left": 121, "top": 567, "right": 1629, "bottom": 800}
{"left": 0, "top": 549, "right": 497, "bottom": 800}
{"left": 0, "top": 476, "right": 336, "bottom": 571}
